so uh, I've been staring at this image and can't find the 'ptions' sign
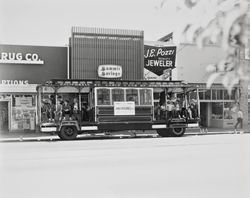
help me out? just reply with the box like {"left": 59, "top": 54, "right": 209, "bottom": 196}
{"left": 0, "top": 52, "right": 44, "bottom": 64}
{"left": 144, "top": 45, "right": 176, "bottom": 80}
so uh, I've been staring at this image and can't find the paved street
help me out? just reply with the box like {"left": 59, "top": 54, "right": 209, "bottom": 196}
{"left": 0, "top": 134, "right": 250, "bottom": 198}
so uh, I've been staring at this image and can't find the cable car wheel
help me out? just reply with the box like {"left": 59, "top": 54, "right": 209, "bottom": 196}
{"left": 157, "top": 127, "right": 185, "bottom": 137}
{"left": 59, "top": 126, "right": 78, "bottom": 140}
{"left": 171, "top": 127, "right": 186, "bottom": 137}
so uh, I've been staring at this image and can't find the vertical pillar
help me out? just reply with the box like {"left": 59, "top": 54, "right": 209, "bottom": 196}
{"left": 196, "top": 86, "right": 200, "bottom": 118}
{"left": 239, "top": 47, "right": 249, "bottom": 132}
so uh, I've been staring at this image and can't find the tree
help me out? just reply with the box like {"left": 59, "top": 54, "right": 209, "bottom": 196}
{"left": 161, "top": 0, "right": 250, "bottom": 92}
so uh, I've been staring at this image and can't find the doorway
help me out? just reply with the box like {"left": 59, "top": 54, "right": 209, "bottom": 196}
{"left": 0, "top": 101, "right": 9, "bottom": 132}
{"left": 200, "top": 102, "right": 208, "bottom": 127}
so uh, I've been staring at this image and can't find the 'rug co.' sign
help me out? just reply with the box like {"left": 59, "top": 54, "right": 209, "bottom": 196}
{"left": 0, "top": 52, "right": 44, "bottom": 64}
{"left": 144, "top": 45, "right": 176, "bottom": 80}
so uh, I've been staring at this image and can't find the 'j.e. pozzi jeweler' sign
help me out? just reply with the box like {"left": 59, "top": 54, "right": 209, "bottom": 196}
{"left": 0, "top": 52, "right": 44, "bottom": 64}
{"left": 144, "top": 45, "right": 176, "bottom": 80}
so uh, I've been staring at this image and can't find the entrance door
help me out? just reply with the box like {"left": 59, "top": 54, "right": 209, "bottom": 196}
{"left": 81, "top": 93, "right": 91, "bottom": 122}
{"left": 0, "top": 101, "right": 9, "bottom": 132}
{"left": 200, "top": 102, "right": 208, "bottom": 127}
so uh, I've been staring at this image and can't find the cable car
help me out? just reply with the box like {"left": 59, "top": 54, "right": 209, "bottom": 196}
{"left": 37, "top": 79, "right": 200, "bottom": 140}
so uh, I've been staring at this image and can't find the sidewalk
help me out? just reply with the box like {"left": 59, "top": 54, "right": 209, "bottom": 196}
{"left": 1, "top": 127, "right": 248, "bottom": 142}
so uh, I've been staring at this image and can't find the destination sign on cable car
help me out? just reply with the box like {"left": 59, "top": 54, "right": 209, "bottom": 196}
{"left": 50, "top": 79, "right": 184, "bottom": 88}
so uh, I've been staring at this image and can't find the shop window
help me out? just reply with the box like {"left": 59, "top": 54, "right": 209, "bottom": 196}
{"left": 224, "top": 102, "right": 237, "bottom": 120}
{"left": 12, "top": 95, "right": 36, "bottom": 131}
{"left": 189, "top": 91, "right": 197, "bottom": 100}
{"left": 112, "top": 89, "right": 125, "bottom": 104}
{"left": 211, "top": 102, "right": 223, "bottom": 119}
{"left": 205, "top": 90, "right": 211, "bottom": 100}
{"left": 224, "top": 90, "right": 230, "bottom": 100}
{"left": 97, "top": 89, "right": 110, "bottom": 105}
{"left": 199, "top": 90, "right": 205, "bottom": 100}
{"left": 230, "top": 89, "right": 236, "bottom": 100}
{"left": 13, "top": 95, "right": 36, "bottom": 107}
{"left": 217, "top": 90, "right": 223, "bottom": 100}
{"left": 212, "top": 90, "right": 217, "bottom": 100}
{"left": 126, "top": 89, "right": 139, "bottom": 105}
{"left": 139, "top": 89, "right": 152, "bottom": 105}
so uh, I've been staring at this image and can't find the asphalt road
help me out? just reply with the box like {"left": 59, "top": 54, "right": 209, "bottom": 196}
{"left": 0, "top": 134, "right": 249, "bottom": 198}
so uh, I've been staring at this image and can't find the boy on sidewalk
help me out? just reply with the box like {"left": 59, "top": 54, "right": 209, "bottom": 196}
{"left": 234, "top": 109, "right": 243, "bottom": 134}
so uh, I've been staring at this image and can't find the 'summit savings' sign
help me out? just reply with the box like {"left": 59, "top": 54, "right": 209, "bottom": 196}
{"left": 144, "top": 45, "right": 176, "bottom": 80}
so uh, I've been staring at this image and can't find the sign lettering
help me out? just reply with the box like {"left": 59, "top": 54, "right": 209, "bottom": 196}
{"left": 0, "top": 52, "right": 44, "bottom": 64}
{"left": 114, "top": 101, "right": 135, "bottom": 115}
{"left": 144, "top": 45, "right": 176, "bottom": 80}
{"left": 0, "top": 80, "right": 29, "bottom": 85}
{"left": 98, "top": 65, "right": 122, "bottom": 78}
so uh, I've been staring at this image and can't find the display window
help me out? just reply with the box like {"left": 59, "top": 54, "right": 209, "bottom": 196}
{"left": 224, "top": 102, "right": 237, "bottom": 120}
{"left": 199, "top": 90, "right": 205, "bottom": 100}
{"left": 189, "top": 91, "right": 197, "bottom": 100}
{"left": 204, "top": 90, "right": 211, "bottom": 100}
{"left": 211, "top": 102, "right": 223, "bottom": 119}
{"left": 11, "top": 95, "right": 36, "bottom": 131}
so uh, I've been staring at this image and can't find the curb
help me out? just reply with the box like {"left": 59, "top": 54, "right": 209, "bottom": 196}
{"left": 1, "top": 131, "right": 247, "bottom": 142}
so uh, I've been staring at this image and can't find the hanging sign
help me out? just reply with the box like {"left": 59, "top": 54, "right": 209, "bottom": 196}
{"left": 144, "top": 45, "right": 176, "bottom": 80}
{"left": 98, "top": 65, "right": 122, "bottom": 78}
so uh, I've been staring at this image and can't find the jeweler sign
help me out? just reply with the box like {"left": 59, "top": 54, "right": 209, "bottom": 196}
{"left": 144, "top": 45, "right": 176, "bottom": 80}
{"left": 0, "top": 52, "right": 44, "bottom": 64}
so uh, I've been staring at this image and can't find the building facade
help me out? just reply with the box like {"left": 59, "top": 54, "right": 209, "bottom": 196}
{"left": 69, "top": 27, "right": 144, "bottom": 80}
{"left": 158, "top": 34, "right": 249, "bottom": 129}
{"left": 0, "top": 44, "right": 67, "bottom": 132}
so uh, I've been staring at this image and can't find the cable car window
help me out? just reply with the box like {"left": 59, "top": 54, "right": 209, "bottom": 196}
{"left": 97, "top": 89, "right": 110, "bottom": 105}
{"left": 140, "top": 89, "right": 152, "bottom": 105}
{"left": 112, "top": 89, "right": 125, "bottom": 104}
{"left": 126, "top": 89, "right": 139, "bottom": 105}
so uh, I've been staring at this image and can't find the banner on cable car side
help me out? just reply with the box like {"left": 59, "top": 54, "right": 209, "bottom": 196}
{"left": 114, "top": 101, "right": 135, "bottom": 116}
{"left": 144, "top": 45, "right": 176, "bottom": 81}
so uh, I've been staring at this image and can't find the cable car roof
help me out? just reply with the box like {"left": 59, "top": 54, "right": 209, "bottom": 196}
{"left": 42, "top": 78, "right": 195, "bottom": 88}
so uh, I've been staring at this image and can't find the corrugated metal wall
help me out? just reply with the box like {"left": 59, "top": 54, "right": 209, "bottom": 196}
{"left": 70, "top": 27, "right": 144, "bottom": 80}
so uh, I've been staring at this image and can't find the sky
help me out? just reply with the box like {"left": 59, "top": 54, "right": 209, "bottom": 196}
{"left": 0, "top": 0, "right": 178, "bottom": 46}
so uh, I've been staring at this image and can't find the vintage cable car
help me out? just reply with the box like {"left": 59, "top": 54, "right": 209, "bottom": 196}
{"left": 37, "top": 79, "right": 200, "bottom": 140}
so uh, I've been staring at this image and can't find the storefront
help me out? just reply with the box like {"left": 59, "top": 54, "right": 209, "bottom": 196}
{"left": 187, "top": 84, "right": 240, "bottom": 128}
{"left": 0, "top": 84, "right": 37, "bottom": 132}
{"left": 0, "top": 44, "right": 67, "bottom": 133}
